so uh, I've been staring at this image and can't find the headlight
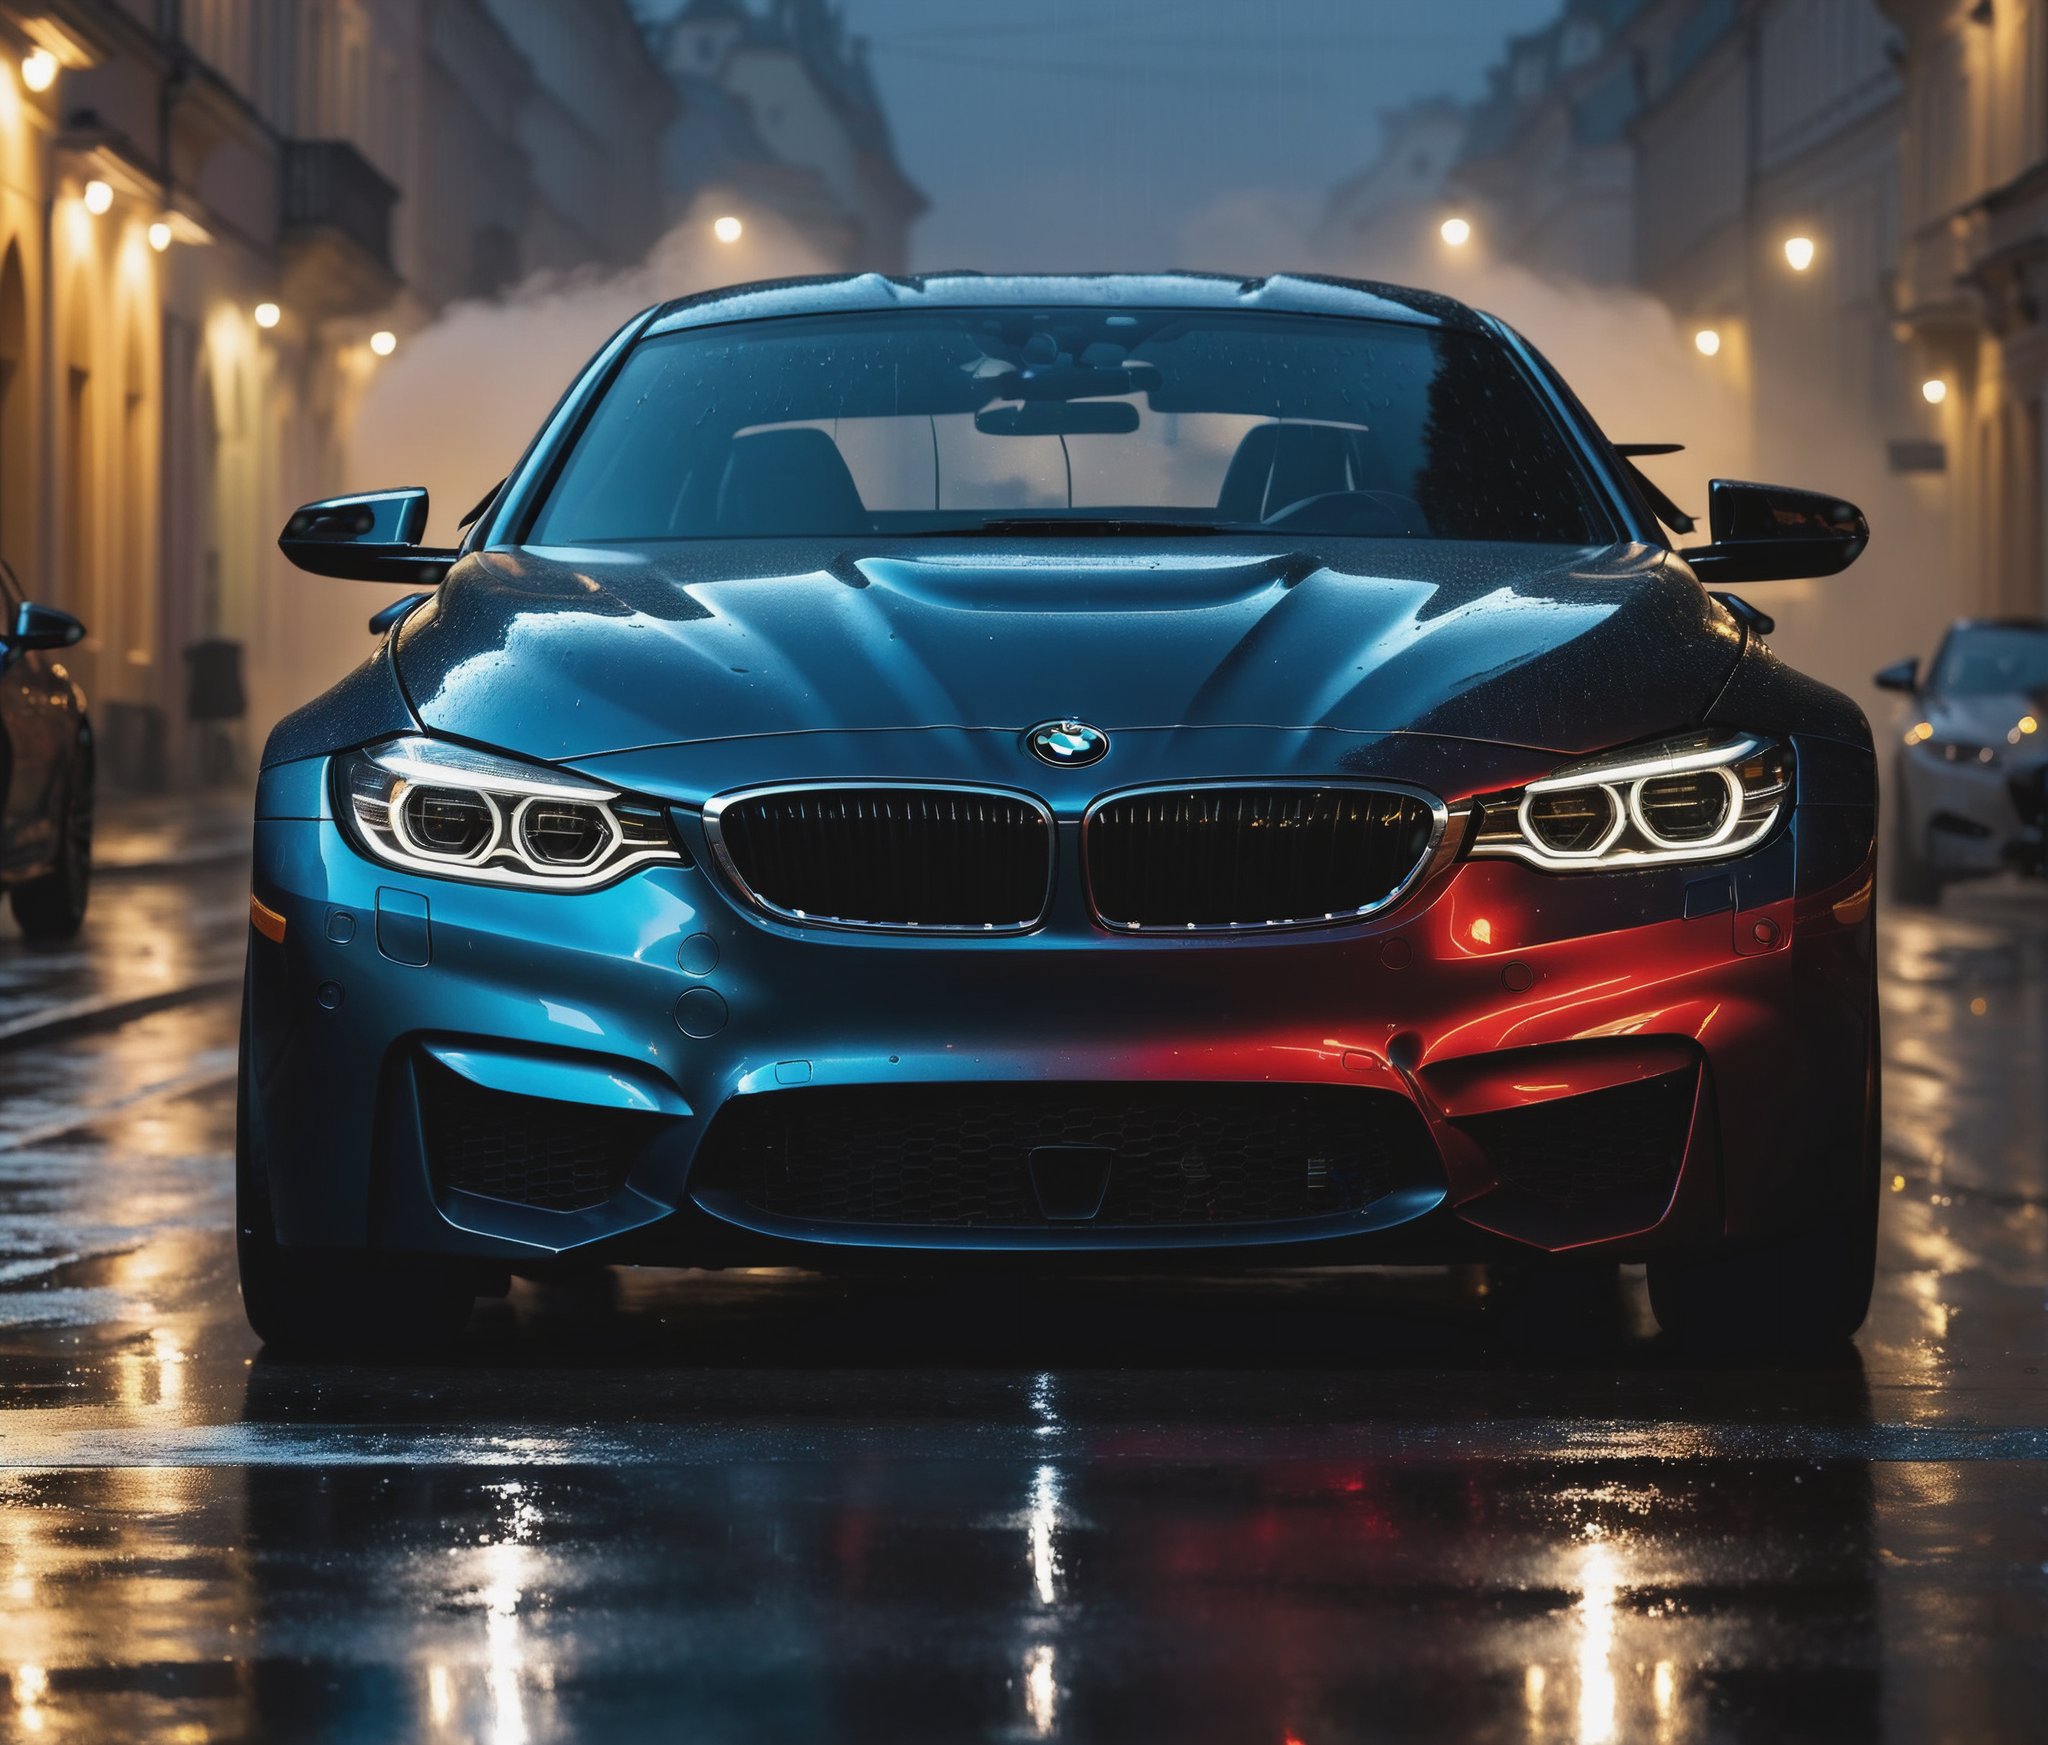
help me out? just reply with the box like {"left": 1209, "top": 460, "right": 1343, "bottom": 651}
{"left": 1470, "top": 732, "right": 1792, "bottom": 871}
{"left": 337, "top": 737, "right": 682, "bottom": 889}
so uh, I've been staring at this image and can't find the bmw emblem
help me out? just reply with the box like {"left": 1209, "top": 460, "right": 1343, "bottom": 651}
{"left": 1027, "top": 719, "right": 1109, "bottom": 768}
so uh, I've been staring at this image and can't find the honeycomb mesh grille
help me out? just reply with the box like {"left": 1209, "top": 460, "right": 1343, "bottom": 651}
{"left": 419, "top": 1060, "right": 656, "bottom": 1212}
{"left": 1085, "top": 786, "right": 1438, "bottom": 930}
{"left": 691, "top": 1083, "right": 1440, "bottom": 1229}
{"left": 1456, "top": 1069, "right": 1698, "bottom": 1213}
{"left": 711, "top": 787, "right": 1051, "bottom": 929}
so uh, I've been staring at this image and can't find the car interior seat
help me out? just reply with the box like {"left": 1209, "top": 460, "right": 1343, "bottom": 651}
{"left": 716, "top": 427, "right": 870, "bottom": 536}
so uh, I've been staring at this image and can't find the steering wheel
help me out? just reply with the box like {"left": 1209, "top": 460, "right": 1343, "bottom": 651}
{"left": 1259, "top": 490, "right": 1426, "bottom": 536}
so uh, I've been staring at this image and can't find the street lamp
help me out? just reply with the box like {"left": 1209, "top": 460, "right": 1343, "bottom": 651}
{"left": 1439, "top": 215, "right": 1472, "bottom": 247}
{"left": 1694, "top": 328, "right": 1722, "bottom": 357}
{"left": 1783, "top": 235, "right": 1816, "bottom": 272}
{"left": 369, "top": 329, "right": 398, "bottom": 357}
{"left": 1921, "top": 377, "right": 1948, "bottom": 405}
{"left": 253, "top": 302, "right": 281, "bottom": 329}
{"left": 82, "top": 179, "right": 113, "bottom": 216}
{"left": 147, "top": 221, "right": 172, "bottom": 253}
{"left": 713, "top": 214, "right": 743, "bottom": 244}
{"left": 20, "top": 48, "right": 56, "bottom": 92}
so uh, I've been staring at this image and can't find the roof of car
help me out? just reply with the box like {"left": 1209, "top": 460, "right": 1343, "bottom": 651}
{"left": 641, "top": 271, "right": 1489, "bottom": 337}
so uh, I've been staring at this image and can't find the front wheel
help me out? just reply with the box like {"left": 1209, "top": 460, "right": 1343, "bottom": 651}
{"left": 1647, "top": 988, "right": 1880, "bottom": 1354}
{"left": 1890, "top": 765, "right": 1942, "bottom": 906}
{"left": 237, "top": 987, "right": 475, "bottom": 1357}
{"left": 10, "top": 745, "right": 92, "bottom": 940}
{"left": 1891, "top": 827, "right": 1943, "bottom": 907}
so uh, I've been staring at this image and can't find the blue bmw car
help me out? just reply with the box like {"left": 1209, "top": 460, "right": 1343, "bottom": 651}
{"left": 245, "top": 273, "right": 1880, "bottom": 1356}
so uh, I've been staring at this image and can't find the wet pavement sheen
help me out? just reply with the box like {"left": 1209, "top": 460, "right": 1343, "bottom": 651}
{"left": 0, "top": 846, "right": 2042, "bottom": 1743}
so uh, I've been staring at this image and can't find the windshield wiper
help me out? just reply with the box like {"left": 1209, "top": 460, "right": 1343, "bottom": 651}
{"left": 910, "top": 517, "right": 1233, "bottom": 538}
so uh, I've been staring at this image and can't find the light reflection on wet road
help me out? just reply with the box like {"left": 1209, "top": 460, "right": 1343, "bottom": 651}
{"left": 0, "top": 855, "right": 2042, "bottom": 1742}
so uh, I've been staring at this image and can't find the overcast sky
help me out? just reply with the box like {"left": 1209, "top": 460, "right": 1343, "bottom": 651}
{"left": 639, "top": 0, "right": 1563, "bottom": 270}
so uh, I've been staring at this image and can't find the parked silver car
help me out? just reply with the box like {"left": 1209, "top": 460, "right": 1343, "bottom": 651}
{"left": 1879, "top": 619, "right": 2048, "bottom": 902}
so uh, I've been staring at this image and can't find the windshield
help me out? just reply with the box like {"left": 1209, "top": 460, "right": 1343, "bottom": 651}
{"left": 1930, "top": 624, "right": 2048, "bottom": 696}
{"left": 528, "top": 309, "right": 1613, "bottom": 546}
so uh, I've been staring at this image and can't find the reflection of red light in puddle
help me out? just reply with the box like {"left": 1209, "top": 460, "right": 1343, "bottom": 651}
{"left": 1469, "top": 917, "right": 1492, "bottom": 946}
{"left": 1286, "top": 1735, "right": 1308, "bottom": 1745}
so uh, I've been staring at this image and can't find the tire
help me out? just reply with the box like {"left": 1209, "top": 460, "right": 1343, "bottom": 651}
{"left": 1647, "top": 984, "right": 1880, "bottom": 1355}
{"left": 1889, "top": 767, "right": 1942, "bottom": 906}
{"left": 10, "top": 745, "right": 92, "bottom": 940}
{"left": 236, "top": 981, "right": 475, "bottom": 1357}
{"left": 1891, "top": 834, "right": 1942, "bottom": 906}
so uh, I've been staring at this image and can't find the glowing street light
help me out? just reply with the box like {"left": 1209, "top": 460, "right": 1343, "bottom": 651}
{"left": 1783, "top": 235, "right": 1816, "bottom": 272}
{"left": 713, "top": 214, "right": 743, "bottom": 244}
{"left": 253, "top": 301, "right": 281, "bottom": 329}
{"left": 147, "top": 221, "right": 173, "bottom": 253}
{"left": 1440, "top": 215, "right": 1472, "bottom": 247}
{"left": 82, "top": 179, "right": 113, "bottom": 216}
{"left": 1921, "top": 377, "right": 1948, "bottom": 405}
{"left": 20, "top": 49, "right": 57, "bottom": 93}
{"left": 1694, "top": 328, "right": 1722, "bottom": 357}
{"left": 369, "top": 329, "right": 398, "bottom": 357}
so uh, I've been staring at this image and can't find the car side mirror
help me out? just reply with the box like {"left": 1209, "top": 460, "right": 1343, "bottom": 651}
{"left": 1874, "top": 657, "right": 1919, "bottom": 693}
{"left": 1678, "top": 480, "right": 1868, "bottom": 583}
{"left": 10, "top": 601, "right": 85, "bottom": 650}
{"left": 279, "top": 488, "right": 459, "bottom": 585}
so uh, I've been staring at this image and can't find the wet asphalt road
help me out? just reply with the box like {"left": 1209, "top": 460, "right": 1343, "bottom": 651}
{"left": 0, "top": 829, "right": 2042, "bottom": 1744}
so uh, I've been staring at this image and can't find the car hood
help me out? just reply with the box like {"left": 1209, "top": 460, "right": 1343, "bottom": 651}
{"left": 1919, "top": 691, "right": 2047, "bottom": 746}
{"left": 393, "top": 538, "right": 1739, "bottom": 769}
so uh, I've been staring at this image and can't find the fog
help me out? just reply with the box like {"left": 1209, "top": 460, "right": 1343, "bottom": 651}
{"left": 351, "top": 200, "right": 834, "bottom": 551}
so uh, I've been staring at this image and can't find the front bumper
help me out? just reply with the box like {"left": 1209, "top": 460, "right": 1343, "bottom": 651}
{"left": 1899, "top": 743, "right": 2048, "bottom": 876}
{"left": 246, "top": 754, "right": 1876, "bottom": 1268}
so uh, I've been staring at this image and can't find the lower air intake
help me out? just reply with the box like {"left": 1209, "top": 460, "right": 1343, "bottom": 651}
{"left": 418, "top": 1059, "right": 657, "bottom": 1212}
{"left": 1456, "top": 1067, "right": 1699, "bottom": 1231}
{"left": 690, "top": 1082, "right": 1441, "bottom": 1230}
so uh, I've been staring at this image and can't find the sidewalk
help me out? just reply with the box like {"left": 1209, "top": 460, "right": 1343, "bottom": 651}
{"left": 0, "top": 787, "right": 253, "bottom": 1049}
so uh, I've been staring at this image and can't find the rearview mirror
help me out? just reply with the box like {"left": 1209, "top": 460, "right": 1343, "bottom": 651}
{"left": 279, "top": 488, "right": 459, "bottom": 585}
{"left": 974, "top": 401, "right": 1141, "bottom": 438}
{"left": 1874, "top": 657, "right": 1918, "bottom": 693}
{"left": 1678, "top": 480, "right": 1868, "bottom": 583}
{"left": 10, "top": 601, "right": 84, "bottom": 650}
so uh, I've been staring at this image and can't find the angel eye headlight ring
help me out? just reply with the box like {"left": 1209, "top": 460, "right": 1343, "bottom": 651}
{"left": 1625, "top": 765, "right": 1743, "bottom": 851}
{"left": 337, "top": 736, "right": 680, "bottom": 890}
{"left": 1517, "top": 784, "right": 1626, "bottom": 860}
{"left": 1474, "top": 733, "right": 1791, "bottom": 871}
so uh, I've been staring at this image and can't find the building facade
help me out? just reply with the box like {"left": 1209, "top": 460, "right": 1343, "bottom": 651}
{"left": 653, "top": 0, "right": 924, "bottom": 271}
{"left": 480, "top": 0, "right": 674, "bottom": 276}
{"left": 1883, "top": 0, "right": 2048, "bottom": 619}
{"left": 0, "top": 0, "right": 690, "bottom": 788}
{"left": 1638, "top": 0, "right": 1955, "bottom": 700}
{"left": 1325, "top": 0, "right": 1973, "bottom": 704}
{"left": 1445, "top": 1, "right": 1653, "bottom": 287}
{"left": 1321, "top": 96, "right": 1468, "bottom": 270}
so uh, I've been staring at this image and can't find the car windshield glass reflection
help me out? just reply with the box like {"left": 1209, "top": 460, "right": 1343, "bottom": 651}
{"left": 1930, "top": 624, "right": 2048, "bottom": 695}
{"left": 529, "top": 309, "right": 1612, "bottom": 546}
